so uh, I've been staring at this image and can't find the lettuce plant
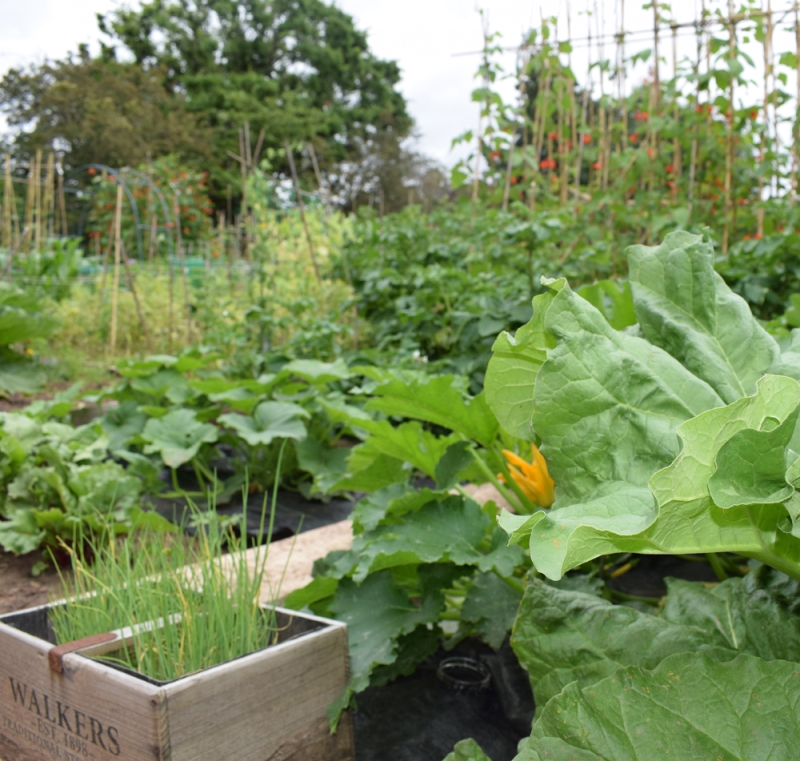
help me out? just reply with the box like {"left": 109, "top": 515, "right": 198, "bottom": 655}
{"left": 487, "top": 231, "right": 800, "bottom": 582}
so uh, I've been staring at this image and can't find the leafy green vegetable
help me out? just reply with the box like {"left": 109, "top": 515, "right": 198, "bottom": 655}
{"left": 359, "top": 368, "right": 499, "bottom": 447}
{"left": 484, "top": 289, "right": 558, "bottom": 441}
{"left": 0, "top": 284, "right": 58, "bottom": 395}
{"left": 628, "top": 232, "right": 778, "bottom": 404}
{"left": 142, "top": 408, "right": 219, "bottom": 468}
{"left": 491, "top": 232, "right": 800, "bottom": 581}
{"left": 219, "top": 401, "right": 309, "bottom": 447}
{"left": 512, "top": 569, "right": 800, "bottom": 708}
{"left": 516, "top": 652, "right": 800, "bottom": 761}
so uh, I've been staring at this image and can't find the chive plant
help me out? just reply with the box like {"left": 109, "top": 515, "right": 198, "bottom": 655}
{"left": 50, "top": 450, "right": 290, "bottom": 681}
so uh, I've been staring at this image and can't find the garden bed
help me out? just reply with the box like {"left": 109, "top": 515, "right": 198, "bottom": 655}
{"left": 0, "top": 602, "right": 353, "bottom": 761}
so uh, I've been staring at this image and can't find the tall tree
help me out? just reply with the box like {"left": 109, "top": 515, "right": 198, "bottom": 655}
{"left": 97, "top": 0, "right": 412, "bottom": 197}
{"left": 0, "top": 49, "right": 209, "bottom": 169}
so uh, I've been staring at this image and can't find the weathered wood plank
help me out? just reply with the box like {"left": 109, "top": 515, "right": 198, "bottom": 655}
{"left": 253, "top": 520, "right": 353, "bottom": 605}
{"left": 0, "top": 618, "right": 166, "bottom": 761}
{"left": 165, "top": 617, "right": 352, "bottom": 761}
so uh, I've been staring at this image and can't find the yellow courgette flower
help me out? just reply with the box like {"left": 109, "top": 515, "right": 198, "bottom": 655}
{"left": 500, "top": 444, "right": 555, "bottom": 508}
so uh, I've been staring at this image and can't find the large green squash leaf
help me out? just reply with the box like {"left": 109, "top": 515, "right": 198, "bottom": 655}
{"left": 142, "top": 408, "right": 218, "bottom": 468}
{"left": 512, "top": 569, "right": 800, "bottom": 708}
{"left": 484, "top": 286, "right": 560, "bottom": 441}
{"left": 534, "top": 281, "right": 722, "bottom": 503}
{"left": 516, "top": 652, "right": 800, "bottom": 761}
{"left": 360, "top": 368, "right": 499, "bottom": 447}
{"left": 628, "top": 232, "right": 779, "bottom": 404}
{"left": 346, "top": 496, "right": 491, "bottom": 582}
{"left": 219, "top": 401, "right": 309, "bottom": 447}
{"left": 502, "top": 375, "right": 800, "bottom": 579}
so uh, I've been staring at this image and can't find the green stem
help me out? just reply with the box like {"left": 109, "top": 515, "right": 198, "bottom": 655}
{"left": 607, "top": 588, "right": 662, "bottom": 606}
{"left": 469, "top": 449, "right": 528, "bottom": 513}
{"left": 744, "top": 551, "right": 800, "bottom": 583}
{"left": 493, "top": 571, "right": 525, "bottom": 595}
{"left": 706, "top": 552, "right": 729, "bottom": 582}
{"left": 744, "top": 505, "right": 800, "bottom": 583}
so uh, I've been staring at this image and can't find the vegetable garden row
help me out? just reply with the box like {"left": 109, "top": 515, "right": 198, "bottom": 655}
{"left": 4, "top": 3, "right": 800, "bottom": 759}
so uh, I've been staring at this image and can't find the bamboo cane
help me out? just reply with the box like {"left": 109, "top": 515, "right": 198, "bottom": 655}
{"left": 793, "top": 7, "right": 800, "bottom": 204}
{"left": 178, "top": 235, "right": 192, "bottom": 344}
{"left": 109, "top": 184, "right": 123, "bottom": 353}
{"left": 559, "top": 77, "right": 569, "bottom": 205}
{"left": 22, "top": 156, "right": 34, "bottom": 252}
{"left": 120, "top": 240, "right": 154, "bottom": 354}
{"left": 757, "top": 0, "right": 771, "bottom": 234}
{"left": 671, "top": 22, "right": 682, "bottom": 180}
{"left": 57, "top": 160, "right": 67, "bottom": 236}
{"left": 722, "top": 0, "right": 736, "bottom": 254}
{"left": 687, "top": 12, "right": 703, "bottom": 223}
{"left": 307, "top": 142, "right": 332, "bottom": 214}
{"left": 43, "top": 153, "right": 54, "bottom": 239}
{"left": 284, "top": 139, "right": 322, "bottom": 285}
{"left": 2, "top": 156, "right": 12, "bottom": 250}
{"left": 33, "top": 149, "right": 42, "bottom": 252}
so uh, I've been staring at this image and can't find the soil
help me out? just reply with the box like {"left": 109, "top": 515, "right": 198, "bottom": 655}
{"left": 0, "top": 548, "right": 65, "bottom": 616}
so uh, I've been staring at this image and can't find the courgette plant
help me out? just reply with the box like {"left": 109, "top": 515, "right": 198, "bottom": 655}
{"left": 472, "top": 230, "right": 800, "bottom": 759}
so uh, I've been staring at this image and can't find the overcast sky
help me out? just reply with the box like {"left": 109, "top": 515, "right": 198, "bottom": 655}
{"left": 1, "top": 0, "right": 796, "bottom": 165}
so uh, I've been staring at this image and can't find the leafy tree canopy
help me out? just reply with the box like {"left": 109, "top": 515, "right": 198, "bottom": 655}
{"left": 1, "top": 0, "right": 413, "bottom": 205}
{"left": 96, "top": 0, "right": 412, "bottom": 194}
{"left": 0, "top": 49, "right": 210, "bottom": 169}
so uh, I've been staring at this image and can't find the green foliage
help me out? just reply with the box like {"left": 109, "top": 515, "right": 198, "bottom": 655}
{"left": 512, "top": 570, "right": 800, "bottom": 709}
{"left": 285, "top": 489, "right": 526, "bottom": 729}
{"left": 0, "top": 56, "right": 207, "bottom": 169}
{"left": 489, "top": 231, "right": 800, "bottom": 582}
{"left": 341, "top": 204, "right": 616, "bottom": 391}
{"left": 0, "top": 410, "right": 170, "bottom": 556}
{"left": 0, "top": 283, "right": 58, "bottom": 395}
{"left": 96, "top": 0, "right": 411, "bottom": 199}
{"left": 518, "top": 652, "right": 800, "bottom": 760}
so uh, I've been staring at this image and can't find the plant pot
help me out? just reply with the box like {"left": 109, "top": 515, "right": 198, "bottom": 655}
{"left": 0, "top": 603, "right": 354, "bottom": 761}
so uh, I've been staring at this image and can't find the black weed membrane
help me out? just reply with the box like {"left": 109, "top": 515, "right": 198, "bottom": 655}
{"left": 353, "top": 639, "right": 534, "bottom": 761}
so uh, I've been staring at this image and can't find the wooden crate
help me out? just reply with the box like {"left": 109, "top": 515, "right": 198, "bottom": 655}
{"left": 0, "top": 604, "right": 354, "bottom": 761}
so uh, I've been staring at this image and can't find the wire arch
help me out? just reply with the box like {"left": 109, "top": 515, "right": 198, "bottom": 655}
{"left": 64, "top": 164, "right": 175, "bottom": 260}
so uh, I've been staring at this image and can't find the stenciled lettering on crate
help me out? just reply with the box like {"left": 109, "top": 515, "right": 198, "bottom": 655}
{"left": 0, "top": 605, "right": 354, "bottom": 761}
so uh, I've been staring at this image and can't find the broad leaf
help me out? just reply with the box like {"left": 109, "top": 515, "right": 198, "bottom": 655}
{"left": 294, "top": 437, "right": 350, "bottom": 495}
{"left": 513, "top": 567, "right": 800, "bottom": 712}
{"left": 330, "top": 452, "right": 408, "bottom": 493}
{"left": 326, "top": 570, "right": 443, "bottom": 727}
{"left": 503, "top": 376, "right": 800, "bottom": 579}
{"left": 142, "top": 408, "right": 218, "bottom": 468}
{"left": 534, "top": 281, "right": 722, "bottom": 502}
{"left": 219, "top": 401, "right": 309, "bottom": 447}
{"left": 517, "top": 652, "right": 800, "bottom": 761}
{"left": 461, "top": 571, "right": 522, "bottom": 650}
{"left": 283, "top": 358, "right": 350, "bottom": 383}
{"left": 344, "top": 420, "right": 459, "bottom": 480}
{"left": 348, "top": 496, "right": 492, "bottom": 582}
{"left": 360, "top": 369, "right": 499, "bottom": 447}
{"left": 484, "top": 287, "right": 559, "bottom": 440}
{"left": 101, "top": 401, "right": 147, "bottom": 451}
{"left": 629, "top": 231, "right": 779, "bottom": 404}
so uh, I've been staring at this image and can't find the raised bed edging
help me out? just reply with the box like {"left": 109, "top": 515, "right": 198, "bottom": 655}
{"left": 0, "top": 604, "right": 354, "bottom": 761}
